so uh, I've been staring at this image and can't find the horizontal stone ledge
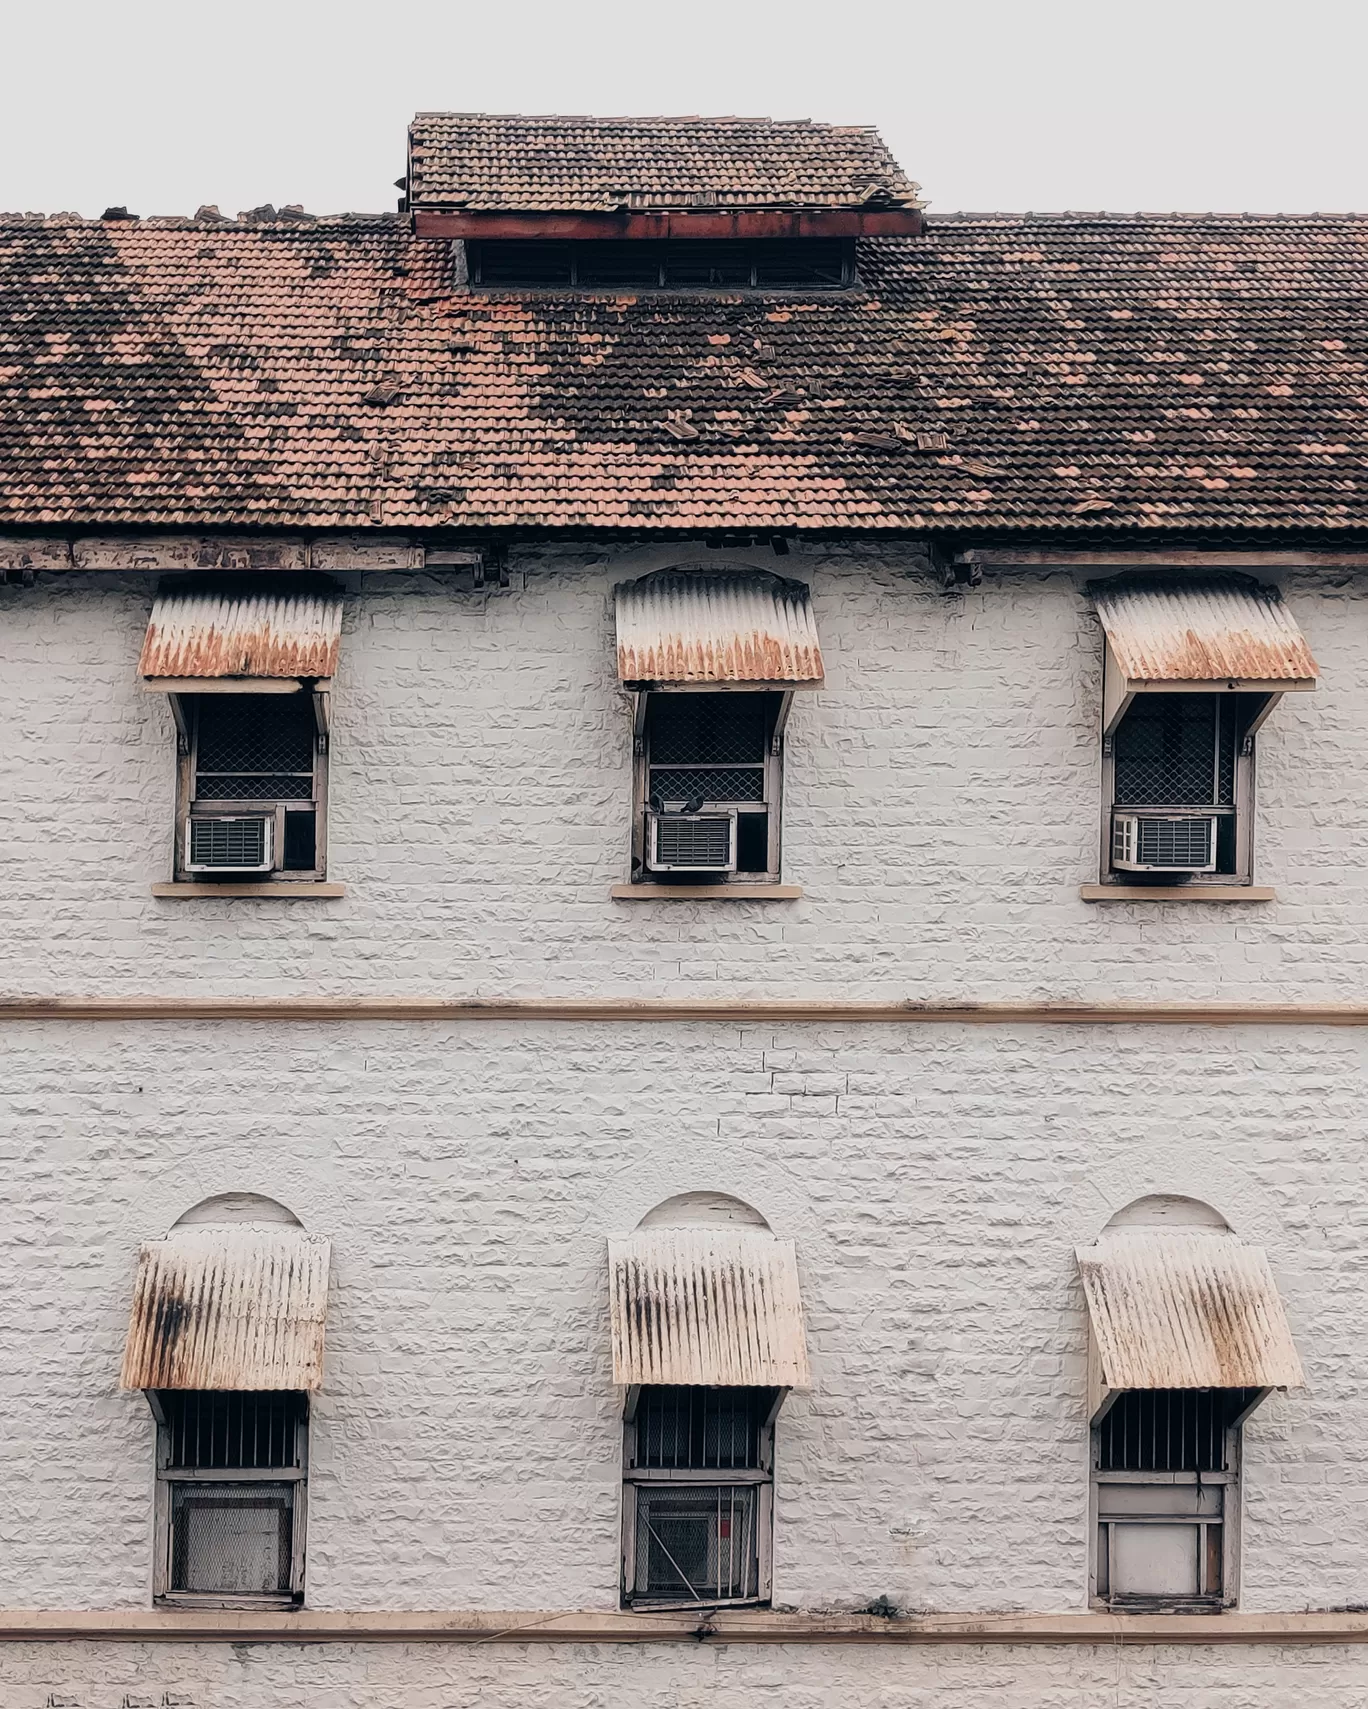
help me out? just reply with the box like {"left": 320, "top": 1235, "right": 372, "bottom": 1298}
{"left": 3, "top": 996, "right": 1368, "bottom": 1025}
{"left": 610, "top": 883, "right": 803, "bottom": 901}
{"left": 151, "top": 882, "right": 348, "bottom": 899}
{"left": 2, "top": 1608, "right": 1367, "bottom": 1646}
{"left": 1079, "top": 884, "right": 1275, "bottom": 903}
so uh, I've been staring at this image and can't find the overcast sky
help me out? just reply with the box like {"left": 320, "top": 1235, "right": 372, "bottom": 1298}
{"left": 4, "top": 0, "right": 1364, "bottom": 219}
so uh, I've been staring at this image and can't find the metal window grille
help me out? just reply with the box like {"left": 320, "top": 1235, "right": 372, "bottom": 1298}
{"left": 158, "top": 1391, "right": 306, "bottom": 1603}
{"left": 647, "top": 693, "right": 769, "bottom": 805}
{"left": 624, "top": 1386, "right": 774, "bottom": 1607}
{"left": 1113, "top": 694, "right": 1236, "bottom": 807}
{"left": 193, "top": 695, "right": 316, "bottom": 801}
{"left": 1093, "top": 1389, "right": 1252, "bottom": 1609}
{"left": 632, "top": 1387, "right": 768, "bottom": 1471}
{"left": 473, "top": 239, "right": 852, "bottom": 290}
{"left": 163, "top": 1392, "right": 304, "bottom": 1470}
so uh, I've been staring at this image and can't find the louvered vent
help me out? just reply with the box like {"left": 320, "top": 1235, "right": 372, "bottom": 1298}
{"left": 186, "top": 814, "right": 274, "bottom": 873}
{"left": 647, "top": 811, "right": 737, "bottom": 873}
{"left": 1113, "top": 813, "right": 1218, "bottom": 873}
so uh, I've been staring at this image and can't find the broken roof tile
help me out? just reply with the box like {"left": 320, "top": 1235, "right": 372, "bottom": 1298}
{"left": 1, "top": 210, "right": 1367, "bottom": 532}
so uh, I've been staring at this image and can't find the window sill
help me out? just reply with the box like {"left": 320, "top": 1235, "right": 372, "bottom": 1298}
{"left": 1080, "top": 884, "right": 1273, "bottom": 903}
{"left": 152, "top": 883, "right": 347, "bottom": 899}
{"left": 611, "top": 883, "right": 802, "bottom": 901}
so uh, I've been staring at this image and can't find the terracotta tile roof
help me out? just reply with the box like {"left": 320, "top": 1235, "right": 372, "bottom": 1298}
{"left": 2, "top": 209, "right": 1367, "bottom": 534}
{"left": 407, "top": 113, "right": 921, "bottom": 212}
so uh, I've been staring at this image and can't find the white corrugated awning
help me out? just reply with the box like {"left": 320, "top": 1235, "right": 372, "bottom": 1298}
{"left": 1076, "top": 1229, "right": 1303, "bottom": 1407}
{"left": 615, "top": 569, "right": 824, "bottom": 686}
{"left": 608, "top": 1227, "right": 811, "bottom": 1388}
{"left": 120, "top": 1225, "right": 332, "bottom": 1391}
{"left": 1092, "top": 575, "right": 1316, "bottom": 731}
{"left": 139, "top": 579, "right": 343, "bottom": 691}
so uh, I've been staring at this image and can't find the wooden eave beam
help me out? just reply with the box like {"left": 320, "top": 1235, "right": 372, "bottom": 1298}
{"left": 412, "top": 208, "right": 924, "bottom": 240}
{"left": 0, "top": 537, "right": 485, "bottom": 575}
{"left": 956, "top": 548, "right": 1368, "bottom": 570}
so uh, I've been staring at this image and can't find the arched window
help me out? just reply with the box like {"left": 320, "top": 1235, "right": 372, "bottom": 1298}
{"left": 1076, "top": 1196, "right": 1303, "bottom": 1611}
{"left": 120, "top": 1195, "right": 330, "bottom": 1607}
{"left": 608, "top": 1193, "right": 809, "bottom": 1607}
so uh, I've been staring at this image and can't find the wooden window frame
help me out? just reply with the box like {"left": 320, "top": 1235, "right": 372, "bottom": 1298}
{"left": 171, "top": 689, "right": 330, "bottom": 886}
{"left": 629, "top": 687, "right": 789, "bottom": 889}
{"left": 148, "top": 1390, "right": 309, "bottom": 1609}
{"left": 620, "top": 1385, "right": 783, "bottom": 1610}
{"left": 1098, "top": 691, "right": 1270, "bottom": 889}
{"left": 1088, "top": 1401, "right": 1250, "bottom": 1613}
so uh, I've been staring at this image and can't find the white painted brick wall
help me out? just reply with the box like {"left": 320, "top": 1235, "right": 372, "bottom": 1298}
{"left": 4, "top": 1636, "right": 1368, "bottom": 1709}
{"left": 0, "top": 547, "right": 1362, "bottom": 998}
{"left": 0, "top": 1021, "right": 1360, "bottom": 1621}
{"left": 3, "top": 553, "right": 1363, "bottom": 1702}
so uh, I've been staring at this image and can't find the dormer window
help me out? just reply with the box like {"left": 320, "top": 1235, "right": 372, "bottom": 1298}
{"left": 469, "top": 238, "right": 854, "bottom": 291}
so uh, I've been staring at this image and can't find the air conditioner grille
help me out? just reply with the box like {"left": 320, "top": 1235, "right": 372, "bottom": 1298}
{"left": 188, "top": 815, "right": 268, "bottom": 869}
{"left": 654, "top": 814, "right": 734, "bottom": 868}
{"left": 1134, "top": 816, "right": 1214, "bottom": 868}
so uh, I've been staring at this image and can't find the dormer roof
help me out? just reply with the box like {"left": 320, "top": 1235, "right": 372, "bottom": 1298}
{"left": 406, "top": 112, "right": 924, "bottom": 240}
{"left": 407, "top": 111, "right": 922, "bottom": 212}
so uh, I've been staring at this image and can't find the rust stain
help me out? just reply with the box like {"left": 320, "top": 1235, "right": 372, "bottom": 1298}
{"left": 120, "top": 1226, "right": 331, "bottom": 1392}
{"left": 1076, "top": 1229, "right": 1304, "bottom": 1391}
{"left": 607, "top": 1227, "right": 810, "bottom": 1388}
{"left": 616, "top": 568, "right": 824, "bottom": 685}
{"left": 139, "top": 576, "right": 343, "bottom": 681}
{"left": 1092, "top": 574, "right": 1318, "bottom": 684}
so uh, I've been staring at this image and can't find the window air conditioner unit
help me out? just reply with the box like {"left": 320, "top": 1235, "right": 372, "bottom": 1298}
{"left": 184, "top": 813, "right": 275, "bottom": 874}
{"left": 1112, "top": 812, "right": 1218, "bottom": 874}
{"left": 646, "top": 810, "right": 738, "bottom": 874}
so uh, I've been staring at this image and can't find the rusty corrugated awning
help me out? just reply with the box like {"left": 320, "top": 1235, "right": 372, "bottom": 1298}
{"left": 1076, "top": 1229, "right": 1304, "bottom": 1395}
{"left": 139, "top": 577, "right": 343, "bottom": 688}
{"left": 1091, "top": 575, "right": 1318, "bottom": 690}
{"left": 616, "top": 570, "right": 823, "bottom": 687}
{"left": 120, "top": 1225, "right": 332, "bottom": 1391}
{"left": 608, "top": 1226, "right": 810, "bottom": 1388}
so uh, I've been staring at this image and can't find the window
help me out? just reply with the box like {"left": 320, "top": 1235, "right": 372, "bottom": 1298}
{"left": 622, "top": 1386, "right": 776, "bottom": 1606}
{"left": 633, "top": 691, "right": 783, "bottom": 884}
{"left": 470, "top": 238, "right": 854, "bottom": 291}
{"left": 153, "top": 1390, "right": 308, "bottom": 1604}
{"left": 1092, "top": 1387, "right": 1258, "bottom": 1610}
{"left": 176, "top": 692, "right": 328, "bottom": 881}
{"left": 1104, "top": 692, "right": 1261, "bottom": 883}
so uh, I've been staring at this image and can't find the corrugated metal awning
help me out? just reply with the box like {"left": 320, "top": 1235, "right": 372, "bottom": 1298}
{"left": 120, "top": 1225, "right": 332, "bottom": 1391}
{"left": 615, "top": 570, "right": 824, "bottom": 686}
{"left": 139, "top": 578, "right": 343, "bottom": 687}
{"left": 608, "top": 1227, "right": 811, "bottom": 1388}
{"left": 1076, "top": 1229, "right": 1304, "bottom": 1394}
{"left": 1091, "top": 575, "right": 1318, "bottom": 690}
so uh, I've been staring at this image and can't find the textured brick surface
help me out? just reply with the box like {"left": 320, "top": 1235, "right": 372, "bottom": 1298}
{"left": 0, "top": 550, "right": 1360, "bottom": 998}
{"left": 4, "top": 559, "right": 1362, "bottom": 1701}
{"left": 0, "top": 1019, "right": 1360, "bottom": 1618}
{"left": 3, "top": 1637, "right": 1368, "bottom": 1709}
